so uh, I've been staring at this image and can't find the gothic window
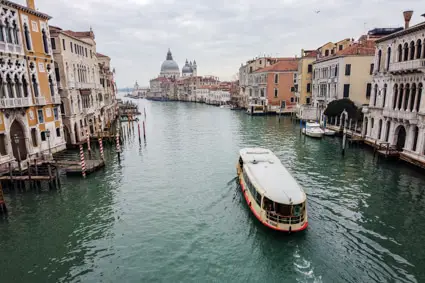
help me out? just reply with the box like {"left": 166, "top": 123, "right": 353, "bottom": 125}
{"left": 382, "top": 84, "right": 387, "bottom": 108}
{"left": 6, "top": 74, "right": 13, "bottom": 98}
{"left": 24, "top": 23, "right": 31, "bottom": 50}
{"left": 373, "top": 84, "right": 378, "bottom": 106}
{"left": 386, "top": 47, "right": 391, "bottom": 69}
{"left": 0, "top": 75, "right": 5, "bottom": 98}
{"left": 22, "top": 77, "right": 29, "bottom": 97}
{"left": 0, "top": 24, "right": 4, "bottom": 42}
{"left": 398, "top": 84, "right": 404, "bottom": 109}
{"left": 417, "top": 83, "right": 423, "bottom": 112}
{"left": 410, "top": 84, "right": 417, "bottom": 112}
{"left": 32, "top": 74, "right": 39, "bottom": 97}
{"left": 12, "top": 21, "right": 19, "bottom": 44}
{"left": 5, "top": 20, "right": 12, "bottom": 44}
{"left": 377, "top": 50, "right": 382, "bottom": 71}
{"left": 404, "top": 84, "right": 410, "bottom": 111}
{"left": 393, "top": 84, "right": 398, "bottom": 110}
{"left": 417, "top": 39, "right": 422, "bottom": 60}
{"left": 409, "top": 41, "right": 415, "bottom": 60}
{"left": 14, "top": 75, "right": 21, "bottom": 98}
{"left": 403, "top": 43, "right": 409, "bottom": 61}
{"left": 397, "top": 44, "right": 402, "bottom": 62}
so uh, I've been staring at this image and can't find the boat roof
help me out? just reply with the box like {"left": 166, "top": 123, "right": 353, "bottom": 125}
{"left": 239, "top": 148, "right": 305, "bottom": 204}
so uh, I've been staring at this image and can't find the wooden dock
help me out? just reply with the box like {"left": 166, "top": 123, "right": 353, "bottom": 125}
{"left": 56, "top": 159, "right": 105, "bottom": 176}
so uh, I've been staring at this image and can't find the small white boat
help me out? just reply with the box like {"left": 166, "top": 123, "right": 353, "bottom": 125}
{"left": 236, "top": 148, "right": 308, "bottom": 232}
{"left": 220, "top": 105, "right": 232, "bottom": 109}
{"left": 302, "top": 122, "right": 324, "bottom": 138}
{"left": 324, "top": 128, "right": 336, "bottom": 136}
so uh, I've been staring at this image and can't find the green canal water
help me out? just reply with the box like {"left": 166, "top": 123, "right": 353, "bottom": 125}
{"left": 1, "top": 98, "right": 425, "bottom": 283}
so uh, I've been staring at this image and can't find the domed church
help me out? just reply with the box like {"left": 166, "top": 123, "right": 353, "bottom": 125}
{"left": 159, "top": 49, "right": 197, "bottom": 79}
{"left": 160, "top": 49, "right": 180, "bottom": 79}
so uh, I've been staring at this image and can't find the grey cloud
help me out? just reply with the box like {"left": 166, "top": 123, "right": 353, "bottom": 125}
{"left": 15, "top": 0, "right": 425, "bottom": 87}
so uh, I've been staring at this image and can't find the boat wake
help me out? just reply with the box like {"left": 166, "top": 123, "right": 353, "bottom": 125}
{"left": 293, "top": 247, "right": 322, "bottom": 283}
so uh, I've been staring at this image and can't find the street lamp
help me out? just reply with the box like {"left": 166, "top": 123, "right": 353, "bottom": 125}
{"left": 13, "top": 134, "right": 22, "bottom": 173}
{"left": 45, "top": 129, "right": 52, "bottom": 159}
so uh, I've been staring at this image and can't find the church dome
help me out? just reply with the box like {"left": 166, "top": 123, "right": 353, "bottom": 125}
{"left": 160, "top": 49, "right": 179, "bottom": 73}
{"left": 182, "top": 59, "right": 193, "bottom": 74}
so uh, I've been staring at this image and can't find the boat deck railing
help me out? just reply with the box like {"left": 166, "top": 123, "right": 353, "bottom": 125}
{"left": 266, "top": 211, "right": 305, "bottom": 225}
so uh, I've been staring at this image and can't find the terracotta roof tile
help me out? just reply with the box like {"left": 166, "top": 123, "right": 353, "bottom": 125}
{"left": 254, "top": 59, "right": 298, "bottom": 73}
{"left": 96, "top": 52, "right": 109, "bottom": 58}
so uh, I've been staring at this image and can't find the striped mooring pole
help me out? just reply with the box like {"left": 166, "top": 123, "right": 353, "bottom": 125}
{"left": 98, "top": 137, "right": 104, "bottom": 161}
{"left": 79, "top": 144, "right": 86, "bottom": 178}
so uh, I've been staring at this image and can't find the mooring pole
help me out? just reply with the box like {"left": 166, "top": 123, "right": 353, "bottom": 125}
{"left": 342, "top": 127, "right": 347, "bottom": 156}
{"left": 138, "top": 123, "right": 141, "bottom": 143}
{"left": 80, "top": 144, "right": 86, "bottom": 178}
{"left": 143, "top": 121, "right": 146, "bottom": 140}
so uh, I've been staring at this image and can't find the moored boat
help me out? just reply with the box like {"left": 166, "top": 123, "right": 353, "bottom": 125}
{"left": 236, "top": 148, "right": 308, "bottom": 232}
{"left": 324, "top": 128, "right": 336, "bottom": 136}
{"left": 302, "top": 122, "right": 324, "bottom": 138}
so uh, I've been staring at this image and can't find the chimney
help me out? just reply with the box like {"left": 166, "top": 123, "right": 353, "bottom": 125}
{"left": 26, "top": 0, "right": 35, "bottom": 9}
{"left": 403, "top": 10, "right": 413, "bottom": 29}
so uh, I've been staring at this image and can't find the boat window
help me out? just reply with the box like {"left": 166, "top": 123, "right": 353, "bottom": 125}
{"left": 242, "top": 171, "right": 261, "bottom": 206}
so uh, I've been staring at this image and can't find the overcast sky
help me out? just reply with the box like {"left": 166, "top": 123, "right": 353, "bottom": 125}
{"left": 17, "top": 0, "right": 424, "bottom": 88}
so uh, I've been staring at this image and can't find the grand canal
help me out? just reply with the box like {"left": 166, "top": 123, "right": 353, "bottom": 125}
{"left": 1, "top": 98, "right": 425, "bottom": 282}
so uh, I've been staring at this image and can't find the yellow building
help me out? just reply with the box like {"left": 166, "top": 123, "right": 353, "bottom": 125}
{"left": 295, "top": 49, "right": 317, "bottom": 107}
{"left": 9, "top": 0, "right": 65, "bottom": 161}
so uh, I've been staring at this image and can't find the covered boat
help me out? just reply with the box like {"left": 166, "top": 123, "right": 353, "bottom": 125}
{"left": 236, "top": 148, "right": 308, "bottom": 232}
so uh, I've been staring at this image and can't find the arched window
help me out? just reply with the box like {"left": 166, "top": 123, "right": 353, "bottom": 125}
{"left": 6, "top": 74, "right": 13, "bottom": 98}
{"left": 14, "top": 75, "right": 21, "bottom": 98}
{"left": 32, "top": 74, "right": 39, "bottom": 97}
{"left": 404, "top": 84, "right": 410, "bottom": 111}
{"left": 48, "top": 75, "right": 54, "bottom": 97}
{"left": 403, "top": 43, "right": 409, "bottom": 61}
{"left": 398, "top": 84, "right": 404, "bottom": 110}
{"left": 417, "top": 83, "right": 423, "bottom": 112}
{"left": 410, "top": 84, "right": 416, "bottom": 112}
{"left": 0, "top": 23, "right": 4, "bottom": 42}
{"left": 382, "top": 84, "right": 387, "bottom": 108}
{"left": 417, "top": 39, "right": 422, "bottom": 59}
{"left": 378, "top": 119, "right": 383, "bottom": 140}
{"left": 23, "top": 23, "right": 31, "bottom": 51}
{"left": 377, "top": 50, "right": 382, "bottom": 71}
{"left": 22, "top": 77, "right": 29, "bottom": 97}
{"left": 5, "top": 20, "right": 12, "bottom": 44}
{"left": 373, "top": 84, "right": 378, "bottom": 106}
{"left": 409, "top": 41, "right": 415, "bottom": 60}
{"left": 386, "top": 47, "right": 391, "bottom": 70}
{"left": 412, "top": 126, "right": 419, "bottom": 152}
{"left": 42, "top": 29, "right": 49, "bottom": 53}
{"left": 12, "top": 21, "right": 18, "bottom": 45}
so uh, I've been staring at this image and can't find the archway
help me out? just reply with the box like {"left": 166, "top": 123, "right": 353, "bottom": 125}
{"left": 74, "top": 123, "right": 79, "bottom": 143}
{"left": 394, "top": 125, "right": 407, "bottom": 151}
{"left": 10, "top": 120, "right": 28, "bottom": 161}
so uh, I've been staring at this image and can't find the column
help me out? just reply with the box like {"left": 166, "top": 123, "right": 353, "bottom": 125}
{"left": 418, "top": 128, "right": 425, "bottom": 155}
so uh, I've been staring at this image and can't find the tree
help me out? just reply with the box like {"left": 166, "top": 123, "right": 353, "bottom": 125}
{"left": 324, "top": 98, "right": 363, "bottom": 121}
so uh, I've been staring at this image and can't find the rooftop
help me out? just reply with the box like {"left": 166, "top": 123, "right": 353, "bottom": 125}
{"left": 314, "top": 40, "right": 375, "bottom": 63}
{"left": 254, "top": 59, "right": 298, "bottom": 73}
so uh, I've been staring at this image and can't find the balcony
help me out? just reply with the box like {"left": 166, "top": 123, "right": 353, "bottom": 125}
{"left": 383, "top": 108, "right": 418, "bottom": 123}
{"left": 51, "top": 95, "right": 62, "bottom": 104}
{"left": 34, "top": 97, "right": 46, "bottom": 105}
{"left": 389, "top": 59, "right": 425, "bottom": 74}
{"left": 0, "top": 42, "right": 23, "bottom": 55}
{"left": 78, "top": 82, "right": 96, "bottom": 89}
{"left": 0, "top": 97, "right": 32, "bottom": 108}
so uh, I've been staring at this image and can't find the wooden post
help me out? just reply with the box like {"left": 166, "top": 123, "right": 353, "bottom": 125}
{"left": 143, "top": 121, "right": 146, "bottom": 140}
{"left": 79, "top": 144, "right": 86, "bottom": 178}
{"left": 8, "top": 162, "right": 14, "bottom": 191}
{"left": 0, "top": 183, "right": 7, "bottom": 215}
{"left": 47, "top": 163, "right": 53, "bottom": 190}
{"left": 138, "top": 123, "right": 141, "bottom": 143}
{"left": 55, "top": 161, "right": 61, "bottom": 189}
{"left": 27, "top": 161, "right": 32, "bottom": 190}
{"left": 342, "top": 127, "right": 347, "bottom": 156}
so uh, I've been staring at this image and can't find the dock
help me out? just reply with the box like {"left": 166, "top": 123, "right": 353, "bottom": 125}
{"left": 55, "top": 159, "right": 105, "bottom": 175}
